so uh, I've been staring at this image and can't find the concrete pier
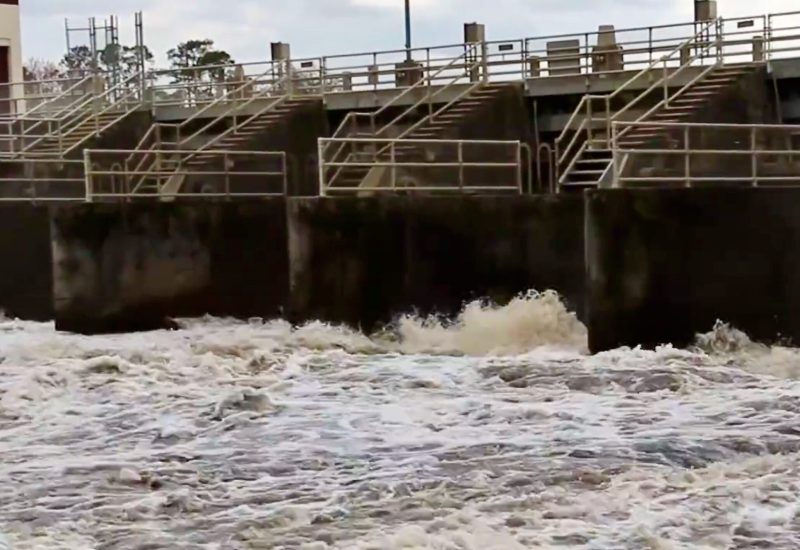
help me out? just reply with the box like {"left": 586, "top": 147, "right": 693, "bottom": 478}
{"left": 0, "top": 204, "right": 53, "bottom": 321}
{"left": 49, "top": 196, "right": 585, "bottom": 333}
{"left": 587, "top": 188, "right": 800, "bottom": 352}
{"left": 51, "top": 201, "right": 289, "bottom": 333}
{"left": 288, "top": 196, "right": 585, "bottom": 331}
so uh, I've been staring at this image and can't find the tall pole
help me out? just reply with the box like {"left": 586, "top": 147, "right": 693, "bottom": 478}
{"left": 405, "top": 0, "right": 412, "bottom": 61}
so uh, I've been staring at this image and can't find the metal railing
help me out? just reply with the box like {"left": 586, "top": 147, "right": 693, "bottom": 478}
{"left": 611, "top": 121, "right": 800, "bottom": 187}
{"left": 322, "top": 44, "right": 485, "bottom": 190}
{"left": 318, "top": 138, "right": 523, "bottom": 195}
{"left": 174, "top": 75, "right": 290, "bottom": 151}
{"left": 0, "top": 158, "right": 86, "bottom": 202}
{"left": 142, "top": 10, "right": 798, "bottom": 105}
{"left": 0, "top": 72, "right": 144, "bottom": 158}
{"left": 116, "top": 73, "right": 294, "bottom": 197}
{"left": 84, "top": 149, "right": 288, "bottom": 200}
{"left": 554, "top": 18, "right": 725, "bottom": 188}
{"left": 0, "top": 74, "right": 96, "bottom": 118}
{"left": 3, "top": 9, "right": 798, "bottom": 119}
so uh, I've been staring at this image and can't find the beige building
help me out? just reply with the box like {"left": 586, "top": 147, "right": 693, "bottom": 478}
{"left": 0, "top": 0, "right": 22, "bottom": 113}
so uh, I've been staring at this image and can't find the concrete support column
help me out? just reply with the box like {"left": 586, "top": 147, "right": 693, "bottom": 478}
{"left": 271, "top": 42, "right": 292, "bottom": 93}
{"left": 464, "top": 22, "right": 486, "bottom": 83}
{"left": 0, "top": 0, "right": 24, "bottom": 113}
{"left": 753, "top": 35, "right": 765, "bottom": 62}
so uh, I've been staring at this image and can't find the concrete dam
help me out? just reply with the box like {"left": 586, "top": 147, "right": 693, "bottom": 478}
{"left": 3, "top": 7, "right": 800, "bottom": 353}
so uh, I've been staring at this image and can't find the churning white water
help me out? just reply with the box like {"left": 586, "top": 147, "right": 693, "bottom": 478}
{"left": 1, "top": 292, "right": 800, "bottom": 549}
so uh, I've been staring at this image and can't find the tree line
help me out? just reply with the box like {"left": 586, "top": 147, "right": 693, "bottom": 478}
{"left": 24, "top": 39, "right": 234, "bottom": 84}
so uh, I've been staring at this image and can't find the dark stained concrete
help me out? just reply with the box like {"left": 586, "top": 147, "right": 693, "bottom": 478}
{"left": 587, "top": 187, "right": 800, "bottom": 352}
{"left": 288, "top": 195, "right": 585, "bottom": 332}
{"left": 51, "top": 200, "right": 289, "bottom": 333}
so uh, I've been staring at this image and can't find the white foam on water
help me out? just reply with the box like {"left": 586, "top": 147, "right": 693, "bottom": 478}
{"left": 1, "top": 300, "right": 800, "bottom": 548}
{"left": 394, "top": 290, "right": 588, "bottom": 356}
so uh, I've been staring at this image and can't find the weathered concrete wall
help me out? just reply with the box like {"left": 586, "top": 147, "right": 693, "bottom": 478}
{"left": 0, "top": 204, "right": 53, "bottom": 320}
{"left": 52, "top": 200, "right": 288, "bottom": 333}
{"left": 587, "top": 188, "right": 800, "bottom": 352}
{"left": 288, "top": 195, "right": 585, "bottom": 331}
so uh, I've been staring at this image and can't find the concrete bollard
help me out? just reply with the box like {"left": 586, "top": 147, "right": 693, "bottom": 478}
{"left": 753, "top": 35, "right": 765, "bottom": 62}
{"left": 527, "top": 56, "right": 541, "bottom": 78}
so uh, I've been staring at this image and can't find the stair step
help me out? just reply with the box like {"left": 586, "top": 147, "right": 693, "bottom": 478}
{"left": 681, "top": 91, "right": 719, "bottom": 97}
{"left": 651, "top": 112, "right": 692, "bottom": 119}
{"left": 691, "top": 84, "right": 731, "bottom": 90}
{"left": 561, "top": 181, "right": 600, "bottom": 188}
{"left": 570, "top": 169, "right": 606, "bottom": 176}
{"left": 712, "top": 69, "right": 748, "bottom": 76}
{"left": 671, "top": 97, "right": 708, "bottom": 104}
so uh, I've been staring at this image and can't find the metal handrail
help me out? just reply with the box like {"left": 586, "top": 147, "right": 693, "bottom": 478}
{"left": 323, "top": 44, "right": 485, "bottom": 189}
{"left": 0, "top": 157, "right": 86, "bottom": 203}
{"left": 1, "top": 80, "right": 98, "bottom": 153}
{"left": 120, "top": 73, "right": 294, "bottom": 197}
{"left": 85, "top": 148, "right": 288, "bottom": 200}
{"left": 611, "top": 120, "right": 800, "bottom": 188}
{"left": 178, "top": 76, "right": 290, "bottom": 147}
{"left": 318, "top": 137, "right": 523, "bottom": 195}
{"left": 14, "top": 72, "right": 144, "bottom": 157}
{"left": 554, "top": 18, "right": 721, "bottom": 186}
{"left": 13, "top": 74, "right": 94, "bottom": 121}
{"left": 398, "top": 80, "right": 482, "bottom": 141}
{"left": 138, "top": 9, "right": 795, "bottom": 98}
{"left": 612, "top": 20, "right": 722, "bottom": 125}
{"left": 174, "top": 68, "right": 285, "bottom": 135}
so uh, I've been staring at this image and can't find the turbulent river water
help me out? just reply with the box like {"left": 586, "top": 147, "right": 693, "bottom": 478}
{"left": 2, "top": 291, "right": 800, "bottom": 549}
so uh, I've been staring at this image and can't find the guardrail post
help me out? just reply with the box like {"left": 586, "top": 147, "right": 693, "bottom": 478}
{"left": 481, "top": 41, "right": 489, "bottom": 83}
{"left": 515, "top": 143, "right": 523, "bottom": 194}
{"left": 318, "top": 139, "right": 326, "bottom": 197}
{"left": 156, "top": 147, "right": 163, "bottom": 193}
{"left": 612, "top": 122, "right": 620, "bottom": 188}
{"left": 766, "top": 14, "right": 773, "bottom": 62}
{"left": 662, "top": 58, "right": 668, "bottom": 105}
{"left": 84, "top": 149, "right": 93, "bottom": 202}
{"left": 224, "top": 152, "right": 231, "bottom": 199}
{"left": 751, "top": 125, "right": 758, "bottom": 187}
{"left": 427, "top": 48, "right": 433, "bottom": 118}
{"left": 458, "top": 141, "right": 465, "bottom": 192}
{"left": 684, "top": 125, "right": 691, "bottom": 188}
{"left": 390, "top": 140, "right": 397, "bottom": 190}
{"left": 554, "top": 142, "right": 560, "bottom": 186}
{"left": 586, "top": 98, "right": 593, "bottom": 148}
{"left": 282, "top": 154, "right": 289, "bottom": 196}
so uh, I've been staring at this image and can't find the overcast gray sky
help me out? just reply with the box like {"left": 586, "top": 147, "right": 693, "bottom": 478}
{"left": 19, "top": 0, "right": 798, "bottom": 67}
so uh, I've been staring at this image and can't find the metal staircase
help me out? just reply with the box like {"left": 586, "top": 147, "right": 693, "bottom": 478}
{"left": 122, "top": 71, "right": 314, "bottom": 196}
{"left": 333, "top": 84, "right": 514, "bottom": 190}
{"left": 554, "top": 18, "right": 763, "bottom": 191}
{"left": 2, "top": 72, "right": 143, "bottom": 159}
{"left": 321, "top": 43, "right": 493, "bottom": 191}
